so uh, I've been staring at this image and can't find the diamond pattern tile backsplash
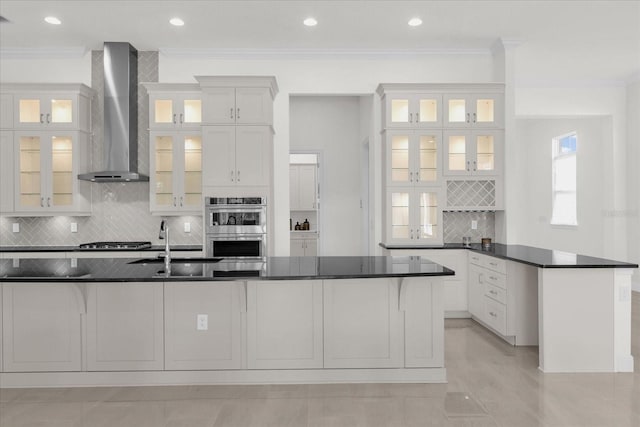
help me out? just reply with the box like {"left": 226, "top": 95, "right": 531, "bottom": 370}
{"left": 0, "top": 51, "right": 203, "bottom": 247}
{"left": 443, "top": 211, "right": 495, "bottom": 244}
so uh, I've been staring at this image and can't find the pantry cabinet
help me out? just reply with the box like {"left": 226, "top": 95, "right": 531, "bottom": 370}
{"left": 86, "top": 282, "right": 164, "bottom": 371}
{"left": 443, "top": 130, "right": 502, "bottom": 176}
{"left": 385, "top": 187, "right": 443, "bottom": 245}
{"left": 13, "top": 131, "right": 91, "bottom": 215}
{"left": 2, "top": 283, "right": 82, "bottom": 372}
{"left": 164, "top": 282, "right": 243, "bottom": 370}
{"left": 144, "top": 83, "right": 202, "bottom": 130}
{"left": 150, "top": 131, "right": 202, "bottom": 214}
{"left": 202, "top": 125, "right": 272, "bottom": 187}
{"left": 384, "top": 130, "right": 442, "bottom": 186}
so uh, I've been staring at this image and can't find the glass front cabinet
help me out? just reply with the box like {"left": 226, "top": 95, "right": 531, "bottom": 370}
{"left": 443, "top": 94, "right": 503, "bottom": 128}
{"left": 14, "top": 131, "right": 91, "bottom": 214}
{"left": 386, "top": 188, "right": 443, "bottom": 245}
{"left": 443, "top": 130, "right": 502, "bottom": 176}
{"left": 148, "top": 93, "right": 202, "bottom": 129}
{"left": 150, "top": 131, "right": 202, "bottom": 215}
{"left": 381, "top": 93, "right": 442, "bottom": 129}
{"left": 11, "top": 85, "right": 93, "bottom": 130}
{"left": 384, "top": 130, "right": 441, "bottom": 187}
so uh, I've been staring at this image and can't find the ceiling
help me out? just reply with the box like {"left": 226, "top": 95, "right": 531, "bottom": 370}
{"left": 1, "top": 0, "right": 639, "bottom": 82}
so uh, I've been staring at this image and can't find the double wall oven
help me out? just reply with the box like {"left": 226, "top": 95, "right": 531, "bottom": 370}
{"left": 205, "top": 197, "right": 267, "bottom": 259}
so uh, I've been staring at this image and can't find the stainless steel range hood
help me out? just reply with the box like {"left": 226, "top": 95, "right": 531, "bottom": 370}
{"left": 79, "top": 42, "right": 148, "bottom": 182}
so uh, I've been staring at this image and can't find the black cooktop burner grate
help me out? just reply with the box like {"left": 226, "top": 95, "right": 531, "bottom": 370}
{"left": 79, "top": 241, "right": 152, "bottom": 250}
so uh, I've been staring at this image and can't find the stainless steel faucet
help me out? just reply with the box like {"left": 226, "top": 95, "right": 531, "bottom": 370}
{"left": 159, "top": 219, "right": 171, "bottom": 272}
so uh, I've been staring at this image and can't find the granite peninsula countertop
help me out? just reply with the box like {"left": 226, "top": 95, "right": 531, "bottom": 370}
{"left": 0, "top": 256, "right": 454, "bottom": 282}
{"left": 380, "top": 243, "right": 638, "bottom": 269}
{"left": 0, "top": 245, "right": 202, "bottom": 253}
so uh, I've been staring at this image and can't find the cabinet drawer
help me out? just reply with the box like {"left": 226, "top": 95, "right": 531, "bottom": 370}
{"left": 468, "top": 253, "right": 483, "bottom": 266}
{"left": 484, "top": 296, "right": 507, "bottom": 335}
{"left": 483, "top": 257, "right": 506, "bottom": 274}
{"left": 483, "top": 270, "right": 506, "bottom": 290}
{"left": 484, "top": 282, "right": 506, "bottom": 304}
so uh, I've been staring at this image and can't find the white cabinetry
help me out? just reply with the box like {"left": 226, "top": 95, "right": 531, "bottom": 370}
{"left": 0, "top": 131, "right": 14, "bottom": 214}
{"left": 468, "top": 252, "right": 538, "bottom": 345}
{"left": 290, "top": 164, "right": 317, "bottom": 210}
{"left": 2, "top": 283, "right": 82, "bottom": 372}
{"left": 164, "top": 282, "right": 243, "bottom": 370}
{"left": 385, "top": 187, "right": 443, "bottom": 245}
{"left": 323, "top": 279, "right": 403, "bottom": 368}
{"left": 199, "top": 86, "right": 274, "bottom": 125}
{"left": 144, "top": 83, "right": 202, "bottom": 129}
{"left": 202, "top": 125, "right": 272, "bottom": 187}
{"left": 384, "top": 130, "right": 442, "bottom": 187}
{"left": 443, "top": 130, "right": 502, "bottom": 176}
{"left": 150, "top": 131, "right": 202, "bottom": 214}
{"left": 247, "top": 280, "right": 323, "bottom": 369}
{"left": 290, "top": 233, "right": 318, "bottom": 256}
{"left": 380, "top": 92, "right": 442, "bottom": 128}
{"left": 86, "top": 283, "right": 164, "bottom": 371}
{"left": 403, "top": 277, "right": 444, "bottom": 367}
{"left": 1, "top": 94, "right": 13, "bottom": 129}
{"left": 443, "top": 93, "right": 503, "bottom": 128}
{"left": 10, "top": 86, "right": 93, "bottom": 130}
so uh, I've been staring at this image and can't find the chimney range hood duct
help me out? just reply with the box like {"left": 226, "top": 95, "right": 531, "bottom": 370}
{"left": 79, "top": 42, "right": 148, "bottom": 182}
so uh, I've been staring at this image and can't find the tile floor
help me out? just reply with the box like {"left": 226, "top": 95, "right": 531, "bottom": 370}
{"left": 1, "top": 292, "right": 638, "bottom": 427}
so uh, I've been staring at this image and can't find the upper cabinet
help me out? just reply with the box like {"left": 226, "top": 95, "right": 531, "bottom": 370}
{"left": 1, "top": 94, "right": 13, "bottom": 129}
{"left": 443, "top": 94, "right": 503, "bottom": 128}
{"left": 443, "top": 130, "right": 502, "bottom": 176}
{"left": 381, "top": 93, "right": 442, "bottom": 128}
{"left": 1, "top": 84, "right": 94, "bottom": 131}
{"left": 143, "top": 83, "right": 202, "bottom": 129}
{"left": 196, "top": 76, "right": 279, "bottom": 126}
{"left": 384, "top": 130, "right": 442, "bottom": 187}
{"left": 290, "top": 164, "right": 318, "bottom": 210}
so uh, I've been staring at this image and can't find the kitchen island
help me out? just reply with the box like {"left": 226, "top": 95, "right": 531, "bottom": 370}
{"left": 0, "top": 256, "right": 453, "bottom": 388}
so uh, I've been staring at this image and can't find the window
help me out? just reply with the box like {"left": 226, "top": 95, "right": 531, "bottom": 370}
{"left": 551, "top": 132, "right": 577, "bottom": 226}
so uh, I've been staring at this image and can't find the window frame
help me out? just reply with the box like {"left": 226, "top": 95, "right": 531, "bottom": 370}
{"left": 550, "top": 131, "right": 578, "bottom": 227}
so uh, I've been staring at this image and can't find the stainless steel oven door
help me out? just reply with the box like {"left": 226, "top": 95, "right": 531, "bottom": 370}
{"left": 206, "top": 234, "right": 266, "bottom": 259}
{"left": 206, "top": 207, "right": 267, "bottom": 235}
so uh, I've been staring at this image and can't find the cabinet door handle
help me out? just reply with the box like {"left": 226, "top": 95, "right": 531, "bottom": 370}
{"left": 489, "top": 275, "right": 497, "bottom": 281}
{"left": 173, "top": 197, "right": 177, "bottom": 207}
{"left": 416, "top": 171, "right": 420, "bottom": 182}
{"left": 179, "top": 196, "right": 183, "bottom": 207}
{"left": 409, "top": 171, "right": 413, "bottom": 182}
{"left": 478, "top": 273, "right": 484, "bottom": 284}
{"left": 466, "top": 160, "right": 470, "bottom": 172}
{"left": 173, "top": 114, "right": 177, "bottom": 124}
{"left": 489, "top": 311, "right": 497, "bottom": 318}
{"left": 466, "top": 113, "right": 470, "bottom": 123}
{"left": 236, "top": 170, "right": 240, "bottom": 182}
{"left": 237, "top": 108, "right": 240, "bottom": 119}
{"left": 179, "top": 113, "right": 183, "bottom": 124}
{"left": 230, "top": 108, "right": 234, "bottom": 119}
{"left": 47, "top": 197, "right": 51, "bottom": 207}
{"left": 473, "top": 112, "right": 477, "bottom": 123}
{"left": 46, "top": 113, "right": 50, "bottom": 124}
{"left": 40, "top": 197, "right": 44, "bottom": 207}
{"left": 40, "top": 113, "right": 44, "bottom": 124}
{"left": 416, "top": 112, "right": 420, "bottom": 123}
{"left": 473, "top": 160, "right": 477, "bottom": 171}
{"left": 489, "top": 289, "right": 498, "bottom": 295}
{"left": 410, "top": 230, "right": 414, "bottom": 239}
{"left": 409, "top": 112, "right": 413, "bottom": 123}
{"left": 490, "top": 262, "right": 498, "bottom": 267}
{"left": 416, "top": 228, "right": 420, "bottom": 239}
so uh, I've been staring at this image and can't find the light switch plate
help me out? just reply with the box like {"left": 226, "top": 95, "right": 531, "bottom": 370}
{"left": 196, "top": 314, "right": 208, "bottom": 330}
{"left": 12, "top": 223, "right": 19, "bottom": 233}
{"left": 70, "top": 222, "right": 78, "bottom": 233}
{"left": 471, "top": 220, "right": 478, "bottom": 230}
{"left": 184, "top": 222, "right": 191, "bottom": 233}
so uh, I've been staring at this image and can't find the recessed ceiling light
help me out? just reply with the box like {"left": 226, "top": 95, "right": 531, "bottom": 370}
{"left": 169, "top": 17, "right": 185, "bottom": 26}
{"left": 44, "top": 16, "right": 61, "bottom": 25}
{"left": 303, "top": 17, "right": 318, "bottom": 27}
{"left": 408, "top": 17, "right": 422, "bottom": 27}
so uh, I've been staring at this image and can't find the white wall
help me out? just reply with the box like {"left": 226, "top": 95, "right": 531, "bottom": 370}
{"left": 0, "top": 53, "right": 92, "bottom": 85}
{"left": 515, "top": 86, "right": 628, "bottom": 261}
{"left": 626, "top": 79, "right": 640, "bottom": 291}
{"left": 515, "top": 117, "right": 609, "bottom": 257}
{"left": 290, "top": 96, "right": 365, "bottom": 256}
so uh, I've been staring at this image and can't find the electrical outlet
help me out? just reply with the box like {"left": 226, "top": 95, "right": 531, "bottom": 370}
{"left": 196, "top": 314, "right": 208, "bottom": 330}
{"left": 471, "top": 220, "right": 478, "bottom": 230}
{"left": 184, "top": 222, "right": 191, "bottom": 233}
{"left": 70, "top": 258, "right": 78, "bottom": 268}
{"left": 70, "top": 222, "right": 78, "bottom": 233}
{"left": 12, "top": 223, "right": 19, "bottom": 233}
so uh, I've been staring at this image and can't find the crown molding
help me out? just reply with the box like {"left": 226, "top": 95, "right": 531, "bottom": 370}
{"left": 159, "top": 47, "right": 491, "bottom": 60}
{"left": 516, "top": 78, "right": 628, "bottom": 89}
{"left": 0, "top": 47, "right": 88, "bottom": 59}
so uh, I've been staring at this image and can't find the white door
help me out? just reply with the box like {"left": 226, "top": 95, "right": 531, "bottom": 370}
{"left": 86, "top": 283, "right": 164, "bottom": 371}
{"left": 202, "top": 126, "right": 236, "bottom": 186}
{"left": 2, "top": 283, "right": 82, "bottom": 372}
{"left": 403, "top": 277, "right": 444, "bottom": 367}
{"left": 235, "top": 87, "right": 271, "bottom": 125}
{"left": 201, "top": 87, "right": 236, "bottom": 124}
{"left": 323, "top": 279, "right": 403, "bottom": 368}
{"left": 467, "top": 264, "right": 485, "bottom": 319}
{"left": 247, "top": 280, "right": 323, "bottom": 369}
{"left": 290, "top": 239, "right": 304, "bottom": 256}
{"left": 297, "top": 164, "right": 317, "bottom": 210}
{"left": 235, "top": 126, "right": 270, "bottom": 186}
{"left": 165, "top": 282, "right": 243, "bottom": 370}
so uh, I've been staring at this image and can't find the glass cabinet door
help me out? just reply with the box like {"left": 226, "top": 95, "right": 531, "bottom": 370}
{"left": 386, "top": 94, "right": 441, "bottom": 128}
{"left": 416, "top": 96, "right": 440, "bottom": 127}
{"left": 390, "top": 191, "right": 410, "bottom": 240}
{"left": 17, "top": 96, "right": 74, "bottom": 127}
{"left": 151, "top": 96, "right": 202, "bottom": 128}
{"left": 153, "top": 99, "right": 174, "bottom": 125}
{"left": 389, "top": 134, "right": 410, "bottom": 184}
{"left": 153, "top": 135, "right": 175, "bottom": 208}
{"left": 417, "top": 191, "right": 439, "bottom": 241}
{"left": 17, "top": 135, "right": 43, "bottom": 208}
{"left": 445, "top": 133, "right": 468, "bottom": 175}
{"left": 475, "top": 134, "right": 495, "bottom": 172}
{"left": 417, "top": 134, "right": 438, "bottom": 183}
{"left": 182, "top": 135, "right": 202, "bottom": 209}
{"left": 444, "top": 94, "right": 502, "bottom": 128}
{"left": 389, "top": 96, "right": 411, "bottom": 126}
{"left": 182, "top": 99, "right": 202, "bottom": 125}
{"left": 18, "top": 99, "right": 42, "bottom": 125}
{"left": 445, "top": 97, "right": 467, "bottom": 126}
{"left": 50, "top": 135, "right": 73, "bottom": 207}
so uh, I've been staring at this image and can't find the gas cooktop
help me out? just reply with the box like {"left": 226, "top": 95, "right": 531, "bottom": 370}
{"left": 79, "top": 241, "right": 152, "bottom": 250}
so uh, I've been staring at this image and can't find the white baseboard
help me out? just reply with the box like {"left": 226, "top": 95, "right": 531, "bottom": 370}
{"left": 444, "top": 310, "right": 471, "bottom": 319}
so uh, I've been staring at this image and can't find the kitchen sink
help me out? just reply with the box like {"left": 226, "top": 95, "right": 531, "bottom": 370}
{"left": 128, "top": 257, "right": 223, "bottom": 265}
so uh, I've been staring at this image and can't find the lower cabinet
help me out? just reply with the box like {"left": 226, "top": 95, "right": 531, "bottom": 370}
{"left": 403, "top": 277, "right": 444, "bottom": 367}
{"left": 2, "top": 283, "right": 82, "bottom": 372}
{"left": 323, "top": 279, "right": 404, "bottom": 368}
{"left": 290, "top": 236, "right": 318, "bottom": 257}
{"left": 247, "top": 280, "right": 323, "bottom": 369}
{"left": 164, "top": 281, "right": 243, "bottom": 370}
{"left": 86, "top": 283, "right": 164, "bottom": 371}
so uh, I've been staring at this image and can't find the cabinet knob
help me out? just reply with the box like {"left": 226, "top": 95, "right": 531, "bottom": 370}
{"left": 173, "top": 114, "right": 177, "bottom": 124}
{"left": 416, "top": 228, "right": 420, "bottom": 239}
{"left": 416, "top": 112, "right": 420, "bottom": 123}
{"left": 473, "top": 160, "right": 477, "bottom": 171}
{"left": 472, "top": 112, "right": 477, "bottom": 123}
{"left": 173, "top": 197, "right": 177, "bottom": 207}
{"left": 237, "top": 170, "right": 240, "bottom": 182}
{"left": 180, "top": 196, "right": 183, "bottom": 207}
{"left": 47, "top": 197, "right": 51, "bottom": 207}
{"left": 237, "top": 108, "right": 240, "bottom": 119}
{"left": 40, "top": 197, "right": 44, "bottom": 207}
{"left": 409, "top": 112, "right": 413, "bottom": 123}
{"left": 409, "top": 171, "right": 413, "bottom": 182}
{"left": 230, "top": 170, "right": 234, "bottom": 182}
{"left": 40, "top": 113, "right": 44, "bottom": 124}
{"left": 230, "top": 108, "right": 234, "bottom": 119}
{"left": 466, "top": 113, "right": 470, "bottom": 123}
{"left": 179, "top": 113, "right": 183, "bottom": 124}
{"left": 467, "top": 160, "right": 470, "bottom": 172}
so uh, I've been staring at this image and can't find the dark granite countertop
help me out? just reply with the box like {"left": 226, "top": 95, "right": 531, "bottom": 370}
{"left": 0, "top": 245, "right": 202, "bottom": 252}
{"left": 380, "top": 242, "right": 638, "bottom": 269}
{"left": 0, "top": 256, "right": 454, "bottom": 282}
